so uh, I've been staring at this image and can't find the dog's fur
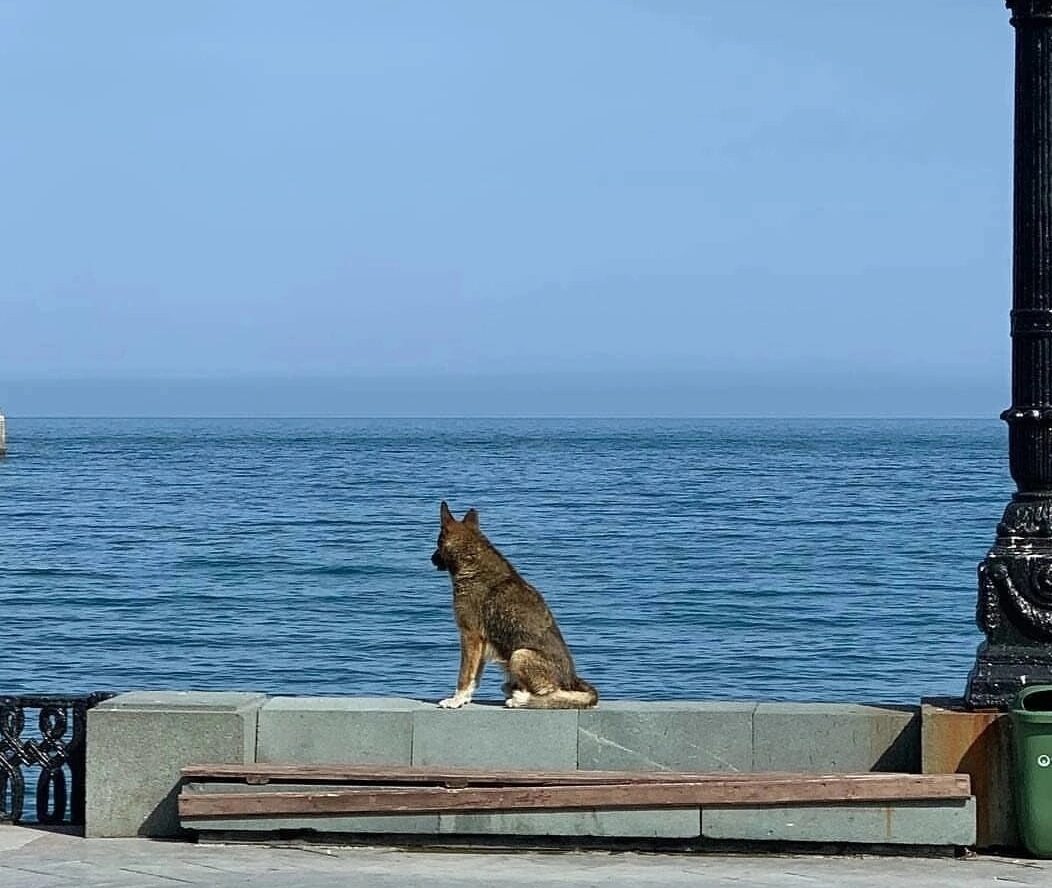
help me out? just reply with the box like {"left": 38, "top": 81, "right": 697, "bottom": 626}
{"left": 431, "top": 501, "right": 598, "bottom": 709}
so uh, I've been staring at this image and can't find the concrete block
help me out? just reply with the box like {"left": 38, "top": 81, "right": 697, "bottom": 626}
{"left": 412, "top": 705, "right": 578, "bottom": 769}
{"left": 440, "top": 808, "right": 701, "bottom": 838}
{"left": 702, "top": 798, "right": 976, "bottom": 846}
{"left": 258, "top": 697, "right": 430, "bottom": 765}
{"left": 578, "top": 702, "right": 754, "bottom": 772}
{"left": 180, "top": 782, "right": 438, "bottom": 834}
{"left": 185, "top": 814, "right": 440, "bottom": 834}
{"left": 921, "top": 697, "right": 1016, "bottom": 849}
{"left": 753, "top": 703, "right": 919, "bottom": 772}
{"left": 86, "top": 691, "right": 265, "bottom": 838}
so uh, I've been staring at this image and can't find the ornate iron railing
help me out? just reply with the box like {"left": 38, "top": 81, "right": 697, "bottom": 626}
{"left": 0, "top": 693, "right": 113, "bottom": 825}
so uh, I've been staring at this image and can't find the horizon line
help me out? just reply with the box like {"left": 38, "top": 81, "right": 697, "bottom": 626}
{"left": 0, "top": 413, "right": 1005, "bottom": 421}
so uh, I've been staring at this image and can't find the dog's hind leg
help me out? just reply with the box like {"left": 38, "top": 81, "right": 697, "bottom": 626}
{"left": 504, "top": 648, "right": 559, "bottom": 708}
{"left": 504, "top": 648, "right": 598, "bottom": 710}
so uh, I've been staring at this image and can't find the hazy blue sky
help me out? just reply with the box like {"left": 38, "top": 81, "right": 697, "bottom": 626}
{"left": 1, "top": 1, "right": 1014, "bottom": 415}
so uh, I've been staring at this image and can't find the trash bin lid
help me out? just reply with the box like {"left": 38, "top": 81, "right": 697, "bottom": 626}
{"left": 1013, "top": 685, "right": 1052, "bottom": 722}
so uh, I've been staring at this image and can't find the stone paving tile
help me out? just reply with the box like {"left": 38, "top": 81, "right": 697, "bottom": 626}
{"left": 2, "top": 827, "right": 1052, "bottom": 888}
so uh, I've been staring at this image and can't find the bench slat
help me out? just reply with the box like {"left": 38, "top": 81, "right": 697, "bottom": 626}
{"left": 180, "top": 763, "right": 971, "bottom": 789}
{"left": 178, "top": 773, "right": 972, "bottom": 819}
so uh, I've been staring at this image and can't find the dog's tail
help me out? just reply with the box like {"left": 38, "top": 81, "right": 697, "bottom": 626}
{"left": 529, "top": 677, "right": 599, "bottom": 710}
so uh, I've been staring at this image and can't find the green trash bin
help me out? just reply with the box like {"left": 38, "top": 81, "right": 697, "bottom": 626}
{"left": 1012, "top": 685, "right": 1052, "bottom": 857}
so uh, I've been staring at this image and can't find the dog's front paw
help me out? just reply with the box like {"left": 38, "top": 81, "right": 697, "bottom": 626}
{"left": 438, "top": 693, "right": 471, "bottom": 709}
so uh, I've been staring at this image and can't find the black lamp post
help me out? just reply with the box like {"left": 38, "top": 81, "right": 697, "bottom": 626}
{"left": 967, "top": 0, "right": 1052, "bottom": 708}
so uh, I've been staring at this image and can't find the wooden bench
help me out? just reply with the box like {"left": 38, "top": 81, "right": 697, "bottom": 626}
{"left": 178, "top": 764, "right": 972, "bottom": 820}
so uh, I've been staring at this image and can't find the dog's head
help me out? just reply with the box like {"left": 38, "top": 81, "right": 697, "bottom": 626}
{"left": 431, "top": 500, "right": 480, "bottom": 572}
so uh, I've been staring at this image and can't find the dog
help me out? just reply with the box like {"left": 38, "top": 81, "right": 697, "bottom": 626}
{"left": 431, "top": 501, "right": 599, "bottom": 709}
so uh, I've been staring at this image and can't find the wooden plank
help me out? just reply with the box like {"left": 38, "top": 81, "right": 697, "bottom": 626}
{"left": 178, "top": 774, "right": 973, "bottom": 819}
{"left": 179, "top": 763, "right": 971, "bottom": 791}
{"left": 182, "top": 763, "right": 802, "bottom": 786}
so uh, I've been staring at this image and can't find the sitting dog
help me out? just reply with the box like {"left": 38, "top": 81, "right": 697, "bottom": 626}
{"left": 431, "top": 501, "right": 599, "bottom": 709}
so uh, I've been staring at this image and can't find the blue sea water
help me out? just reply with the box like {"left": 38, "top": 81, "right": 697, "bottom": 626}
{"left": 0, "top": 418, "right": 1008, "bottom": 704}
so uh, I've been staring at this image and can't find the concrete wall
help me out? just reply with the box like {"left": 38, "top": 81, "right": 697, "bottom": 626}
{"left": 254, "top": 697, "right": 919, "bottom": 777}
{"left": 86, "top": 692, "right": 264, "bottom": 838}
{"left": 921, "top": 697, "right": 1015, "bottom": 849}
{"left": 86, "top": 694, "right": 977, "bottom": 849}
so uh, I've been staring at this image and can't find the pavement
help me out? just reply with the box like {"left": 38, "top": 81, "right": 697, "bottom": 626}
{"left": 1, "top": 826, "right": 1051, "bottom": 888}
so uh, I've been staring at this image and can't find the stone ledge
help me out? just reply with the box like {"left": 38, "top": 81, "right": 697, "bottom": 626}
{"left": 752, "top": 703, "right": 920, "bottom": 772}
{"left": 86, "top": 694, "right": 973, "bottom": 848}
{"left": 258, "top": 696, "right": 430, "bottom": 765}
{"left": 412, "top": 705, "right": 579, "bottom": 769}
{"left": 86, "top": 692, "right": 266, "bottom": 838}
{"left": 578, "top": 702, "right": 754, "bottom": 772}
{"left": 438, "top": 809, "right": 701, "bottom": 838}
{"left": 702, "top": 798, "right": 976, "bottom": 846}
{"left": 94, "top": 690, "right": 267, "bottom": 712}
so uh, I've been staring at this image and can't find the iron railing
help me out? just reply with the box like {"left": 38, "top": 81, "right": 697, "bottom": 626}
{"left": 0, "top": 693, "right": 113, "bottom": 825}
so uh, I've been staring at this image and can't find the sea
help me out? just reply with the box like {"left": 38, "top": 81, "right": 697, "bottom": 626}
{"left": 0, "top": 417, "right": 1009, "bottom": 705}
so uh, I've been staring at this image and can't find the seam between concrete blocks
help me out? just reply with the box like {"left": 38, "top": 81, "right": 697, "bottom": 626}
{"left": 410, "top": 707, "right": 417, "bottom": 767}
{"left": 574, "top": 708, "right": 581, "bottom": 770}
{"left": 251, "top": 700, "right": 265, "bottom": 764}
{"left": 749, "top": 702, "right": 759, "bottom": 771}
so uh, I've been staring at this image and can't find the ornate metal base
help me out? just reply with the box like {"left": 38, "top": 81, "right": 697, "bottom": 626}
{"left": 963, "top": 492, "right": 1052, "bottom": 707}
{"left": 966, "top": 641, "right": 1052, "bottom": 709}
{"left": 0, "top": 693, "right": 113, "bottom": 825}
{"left": 966, "top": 497, "right": 1052, "bottom": 709}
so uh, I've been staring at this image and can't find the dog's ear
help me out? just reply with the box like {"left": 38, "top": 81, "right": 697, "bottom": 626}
{"left": 463, "top": 508, "right": 479, "bottom": 529}
{"left": 440, "top": 501, "right": 455, "bottom": 527}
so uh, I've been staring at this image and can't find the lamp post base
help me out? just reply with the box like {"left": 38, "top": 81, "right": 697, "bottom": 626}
{"left": 966, "top": 641, "right": 1052, "bottom": 709}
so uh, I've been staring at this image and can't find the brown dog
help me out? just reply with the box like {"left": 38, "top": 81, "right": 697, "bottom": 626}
{"left": 431, "top": 501, "right": 599, "bottom": 709}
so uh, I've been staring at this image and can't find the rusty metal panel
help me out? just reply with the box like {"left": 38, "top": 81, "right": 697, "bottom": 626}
{"left": 921, "top": 698, "right": 1015, "bottom": 849}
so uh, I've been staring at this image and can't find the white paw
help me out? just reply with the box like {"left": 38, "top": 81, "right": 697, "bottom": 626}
{"left": 438, "top": 693, "right": 471, "bottom": 709}
{"left": 504, "top": 689, "right": 531, "bottom": 708}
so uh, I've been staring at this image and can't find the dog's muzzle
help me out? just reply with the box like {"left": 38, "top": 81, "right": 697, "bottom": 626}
{"left": 431, "top": 549, "right": 448, "bottom": 571}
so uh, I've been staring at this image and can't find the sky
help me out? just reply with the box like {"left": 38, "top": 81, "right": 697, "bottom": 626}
{"left": 0, "top": 1, "right": 1015, "bottom": 416}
